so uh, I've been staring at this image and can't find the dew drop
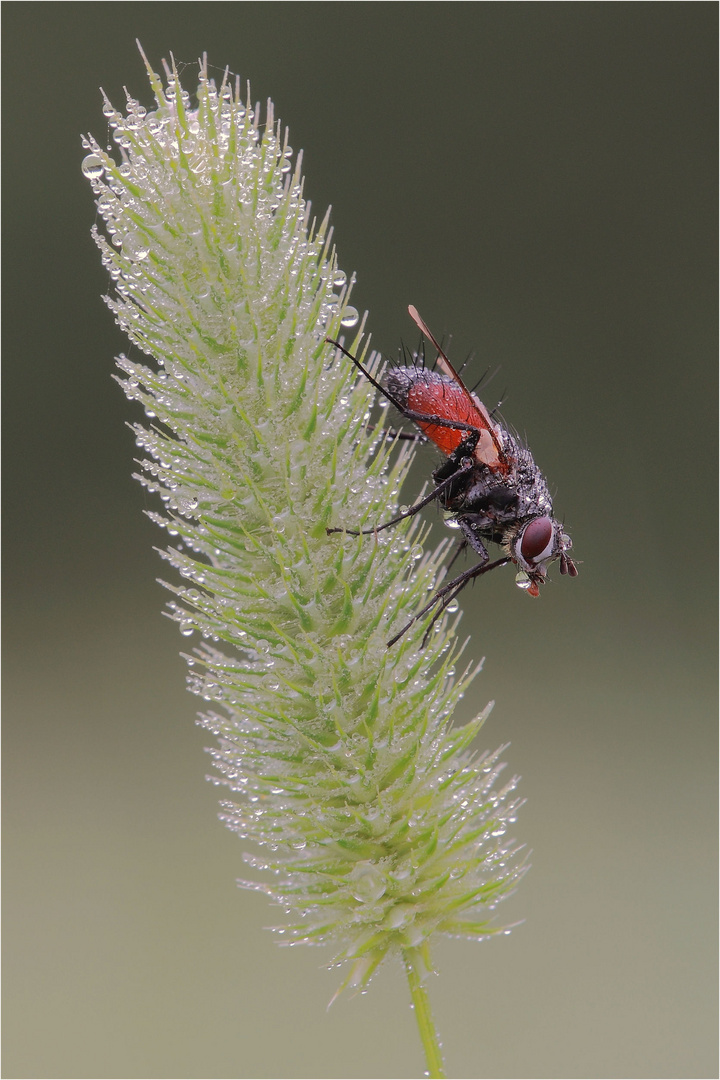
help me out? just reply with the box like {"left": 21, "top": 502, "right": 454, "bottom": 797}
{"left": 349, "top": 862, "right": 387, "bottom": 902}
{"left": 81, "top": 154, "right": 105, "bottom": 179}
{"left": 340, "top": 306, "right": 359, "bottom": 328}
{"left": 515, "top": 571, "right": 532, "bottom": 590}
{"left": 122, "top": 232, "right": 150, "bottom": 261}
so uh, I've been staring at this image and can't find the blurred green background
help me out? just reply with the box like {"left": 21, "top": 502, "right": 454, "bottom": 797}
{"left": 3, "top": 4, "right": 716, "bottom": 1078}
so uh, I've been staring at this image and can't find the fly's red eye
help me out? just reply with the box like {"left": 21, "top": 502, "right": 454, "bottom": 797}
{"left": 520, "top": 517, "right": 554, "bottom": 562}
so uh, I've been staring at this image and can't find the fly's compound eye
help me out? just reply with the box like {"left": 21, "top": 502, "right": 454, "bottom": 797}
{"left": 519, "top": 516, "right": 555, "bottom": 565}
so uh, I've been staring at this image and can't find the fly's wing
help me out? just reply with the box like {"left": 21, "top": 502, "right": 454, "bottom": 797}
{"left": 407, "top": 305, "right": 506, "bottom": 469}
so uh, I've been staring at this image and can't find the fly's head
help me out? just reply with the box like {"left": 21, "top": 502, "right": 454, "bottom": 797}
{"left": 507, "top": 515, "right": 578, "bottom": 597}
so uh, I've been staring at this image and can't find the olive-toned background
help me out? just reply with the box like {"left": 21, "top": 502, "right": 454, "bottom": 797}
{"left": 3, "top": 5, "right": 716, "bottom": 1078}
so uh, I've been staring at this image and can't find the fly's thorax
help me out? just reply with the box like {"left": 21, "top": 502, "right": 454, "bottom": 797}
{"left": 456, "top": 473, "right": 521, "bottom": 519}
{"left": 507, "top": 442, "right": 553, "bottom": 514}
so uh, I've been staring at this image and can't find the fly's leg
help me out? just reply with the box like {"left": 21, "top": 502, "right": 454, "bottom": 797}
{"left": 387, "top": 555, "right": 511, "bottom": 648}
{"left": 327, "top": 456, "right": 476, "bottom": 538}
{"left": 328, "top": 426, "right": 482, "bottom": 539}
{"left": 364, "top": 425, "right": 424, "bottom": 442}
{"left": 430, "top": 430, "right": 482, "bottom": 487}
{"left": 446, "top": 538, "right": 469, "bottom": 573}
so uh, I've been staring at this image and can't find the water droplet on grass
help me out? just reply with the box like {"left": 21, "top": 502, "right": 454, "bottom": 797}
{"left": 81, "top": 154, "right": 105, "bottom": 179}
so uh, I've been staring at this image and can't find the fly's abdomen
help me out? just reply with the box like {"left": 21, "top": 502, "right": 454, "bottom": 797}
{"left": 385, "top": 369, "right": 487, "bottom": 457}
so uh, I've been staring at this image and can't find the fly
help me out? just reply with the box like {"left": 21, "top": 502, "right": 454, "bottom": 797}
{"left": 327, "top": 306, "right": 577, "bottom": 645}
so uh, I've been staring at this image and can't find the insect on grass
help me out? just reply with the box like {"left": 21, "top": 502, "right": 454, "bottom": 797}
{"left": 327, "top": 306, "right": 578, "bottom": 645}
